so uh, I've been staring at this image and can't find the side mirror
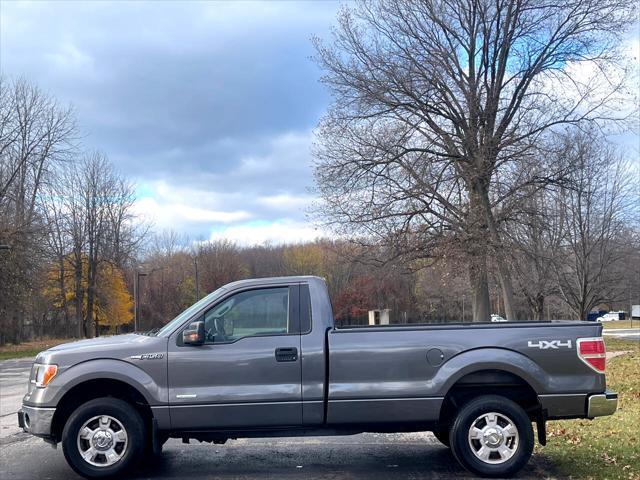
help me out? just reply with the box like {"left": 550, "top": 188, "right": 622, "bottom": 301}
{"left": 183, "top": 321, "right": 205, "bottom": 345}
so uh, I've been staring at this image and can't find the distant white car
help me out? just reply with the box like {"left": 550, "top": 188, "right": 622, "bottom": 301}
{"left": 596, "top": 312, "right": 622, "bottom": 322}
{"left": 491, "top": 314, "right": 507, "bottom": 322}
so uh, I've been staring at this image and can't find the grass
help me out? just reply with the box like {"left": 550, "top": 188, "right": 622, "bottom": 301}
{"left": 603, "top": 336, "right": 640, "bottom": 352}
{"left": 601, "top": 320, "right": 639, "bottom": 330}
{"left": 0, "top": 338, "right": 74, "bottom": 360}
{"left": 538, "top": 338, "right": 640, "bottom": 480}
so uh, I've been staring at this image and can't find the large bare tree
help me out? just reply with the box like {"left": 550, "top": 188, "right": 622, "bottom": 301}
{"left": 312, "top": 0, "right": 635, "bottom": 320}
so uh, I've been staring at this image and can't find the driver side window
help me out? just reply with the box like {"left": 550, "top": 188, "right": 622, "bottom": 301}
{"left": 203, "top": 287, "right": 290, "bottom": 344}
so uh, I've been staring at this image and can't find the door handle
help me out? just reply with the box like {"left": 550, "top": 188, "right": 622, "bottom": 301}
{"left": 275, "top": 347, "right": 298, "bottom": 362}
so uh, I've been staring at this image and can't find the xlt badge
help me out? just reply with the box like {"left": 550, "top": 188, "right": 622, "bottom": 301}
{"left": 130, "top": 353, "right": 164, "bottom": 360}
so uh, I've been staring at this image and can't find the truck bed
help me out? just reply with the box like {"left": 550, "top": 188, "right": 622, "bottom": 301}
{"left": 325, "top": 320, "right": 604, "bottom": 424}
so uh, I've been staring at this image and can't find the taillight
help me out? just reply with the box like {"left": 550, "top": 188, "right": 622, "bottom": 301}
{"left": 577, "top": 337, "right": 606, "bottom": 373}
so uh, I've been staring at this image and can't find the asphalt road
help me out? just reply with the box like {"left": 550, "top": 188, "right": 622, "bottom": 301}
{"left": 0, "top": 358, "right": 557, "bottom": 480}
{"left": 0, "top": 357, "right": 33, "bottom": 441}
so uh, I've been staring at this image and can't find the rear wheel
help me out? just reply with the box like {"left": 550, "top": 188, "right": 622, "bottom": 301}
{"left": 62, "top": 397, "right": 146, "bottom": 479}
{"left": 449, "top": 395, "right": 533, "bottom": 478}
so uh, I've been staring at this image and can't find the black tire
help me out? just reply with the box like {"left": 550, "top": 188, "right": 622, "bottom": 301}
{"left": 449, "top": 395, "right": 534, "bottom": 478}
{"left": 62, "top": 397, "right": 146, "bottom": 479}
{"left": 433, "top": 428, "right": 450, "bottom": 447}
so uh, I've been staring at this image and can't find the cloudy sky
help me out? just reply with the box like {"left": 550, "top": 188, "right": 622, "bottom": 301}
{"left": 2, "top": 1, "right": 637, "bottom": 246}
{"left": 1, "top": 1, "right": 341, "bottom": 244}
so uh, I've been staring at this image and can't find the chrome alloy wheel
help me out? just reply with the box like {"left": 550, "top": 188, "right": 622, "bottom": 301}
{"left": 467, "top": 412, "right": 519, "bottom": 464}
{"left": 76, "top": 415, "right": 128, "bottom": 467}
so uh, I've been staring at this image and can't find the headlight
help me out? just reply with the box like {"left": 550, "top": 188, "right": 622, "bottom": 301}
{"left": 30, "top": 363, "right": 58, "bottom": 388}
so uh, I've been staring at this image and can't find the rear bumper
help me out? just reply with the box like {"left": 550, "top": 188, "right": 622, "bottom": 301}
{"left": 587, "top": 390, "right": 618, "bottom": 418}
{"left": 539, "top": 390, "right": 618, "bottom": 419}
{"left": 18, "top": 405, "right": 56, "bottom": 437}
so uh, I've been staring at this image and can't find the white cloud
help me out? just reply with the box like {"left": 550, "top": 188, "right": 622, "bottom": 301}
{"left": 535, "top": 36, "right": 639, "bottom": 125}
{"left": 132, "top": 182, "right": 252, "bottom": 233}
{"left": 45, "top": 41, "right": 95, "bottom": 71}
{"left": 209, "top": 220, "right": 324, "bottom": 246}
{"left": 257, "top": 193, "right": 315, "bottom": 211}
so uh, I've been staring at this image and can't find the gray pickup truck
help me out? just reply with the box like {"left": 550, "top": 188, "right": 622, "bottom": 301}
{"left": 19, "top": 276, "right": 617, "bottom": 478}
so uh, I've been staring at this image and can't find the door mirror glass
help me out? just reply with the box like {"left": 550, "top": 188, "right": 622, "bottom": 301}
{"left": 183, "top": 321, "right": 205, "bottom": 345}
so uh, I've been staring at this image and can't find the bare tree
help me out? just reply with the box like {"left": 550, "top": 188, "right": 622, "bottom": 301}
{"left": 507, "top": 188, "right": 566, "bottom": 319}
{"left": 194, "top": 240, "right": 248, "bottom": 294}
{"left": 44, "top": 153, "right": 144, "bottom": 338}
{"left": 312, "top": 0, "right": 636, "bottom": 321}
{"left": 0, "top": 77, "right": 75, "bottom": 344}
{"left": 554, "top": 132, "right": 634, "bottom": 320}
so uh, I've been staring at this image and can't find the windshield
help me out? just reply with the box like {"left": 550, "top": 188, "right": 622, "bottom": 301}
{"left": 155, "top": 286, "right": 227, "bottom": 337}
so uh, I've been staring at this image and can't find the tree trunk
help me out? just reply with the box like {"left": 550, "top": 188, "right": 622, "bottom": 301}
{"left": 57, "top": 257, "right": 71, "bottom": 338}
{"left": 467, "top": 180, "right": 492, "bottom": 322}
{"left": 470, "top": 251, "right": 491, "bottom": 321}
{"left": 86, "top": 257, "right": 97, "bottom": 338}
{"left": 478, "top": 182, "right": 518, "bottom": 319}
{"left": 74, "top": 255, "right": 84, "bottom": 338}
{"left": 531, "top": 295, "right": 544, "bottom": 321}
{"left": 496, "top": 264, "right": 517, "bottom": 320}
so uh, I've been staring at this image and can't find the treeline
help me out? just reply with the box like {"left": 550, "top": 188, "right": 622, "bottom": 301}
{"left": 136, "top": 203, "right": 639, "bottom": 332}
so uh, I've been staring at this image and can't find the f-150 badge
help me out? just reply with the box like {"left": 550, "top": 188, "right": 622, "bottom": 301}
{"left": 130, "top": 353, "right": 164, "bottom": 360}
{"left": 527, "top": 340, "right": 572, "bottom": 349}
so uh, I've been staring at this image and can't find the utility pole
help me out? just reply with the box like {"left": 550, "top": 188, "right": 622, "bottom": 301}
{"left": 194, "top": 257, "right": 199, "bottom": 300}
{"left": 134, "top": 272, "right": 147, "bottom": 331}
{"left": 462, "top": 294, "right": 465, "bottom": 322}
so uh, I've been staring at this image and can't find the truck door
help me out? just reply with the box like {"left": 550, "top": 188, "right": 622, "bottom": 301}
{"left": 167, "top": 284, "right": 302, "bottom": 429}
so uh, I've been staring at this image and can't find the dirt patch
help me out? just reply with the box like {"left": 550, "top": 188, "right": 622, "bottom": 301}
{"left": 606, "top": 350, "right": 631, "bottom": 360}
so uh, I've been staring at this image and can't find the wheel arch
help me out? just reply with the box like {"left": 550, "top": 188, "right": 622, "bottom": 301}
{"left": 51, "top": 377, "right": 154, "bottom": 442}
{"left": 435, "top": 349, "right": 546, "bottom": 427}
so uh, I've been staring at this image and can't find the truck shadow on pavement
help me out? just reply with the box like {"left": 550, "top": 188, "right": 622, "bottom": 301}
{"left": 128, "top": 437, "right": 557, "bottom": 480}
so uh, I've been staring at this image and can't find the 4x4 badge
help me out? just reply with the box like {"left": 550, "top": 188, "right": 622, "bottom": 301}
{"left": 527, "top": 340, "right": 572, "bottom": 350}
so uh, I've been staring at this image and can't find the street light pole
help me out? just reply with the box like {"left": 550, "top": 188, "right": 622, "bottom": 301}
{"left": 134, "top": 273, "right": 138, "bottom": 331}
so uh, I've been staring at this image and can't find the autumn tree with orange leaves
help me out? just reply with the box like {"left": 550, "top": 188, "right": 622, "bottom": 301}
{"left": 43, "top": 255, "right": 133, "bottom": 334}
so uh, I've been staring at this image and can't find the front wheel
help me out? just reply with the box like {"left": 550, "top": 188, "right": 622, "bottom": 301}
{"left": 62, "top": 397, "right": 146, "bottom": 479}
{"left": 449, "top": 395, "right": 533, "bottom": 478}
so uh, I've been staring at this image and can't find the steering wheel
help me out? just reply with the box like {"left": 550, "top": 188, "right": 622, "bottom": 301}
{"left": 204, "top": 327, "right": 216, "bottom": 343}
{"left": 204, "top": 299, "right": 235, "bottom": 343}
{"left": 214, "top": 317, "right": 228, "bottom": 342}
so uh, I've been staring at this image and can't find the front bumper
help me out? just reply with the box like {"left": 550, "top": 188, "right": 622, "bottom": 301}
{"left": 587, "top": 390, "right": 618, "bottom": 418}
{"left": 18, "top": 405, "right": 56, "bottom": 437}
